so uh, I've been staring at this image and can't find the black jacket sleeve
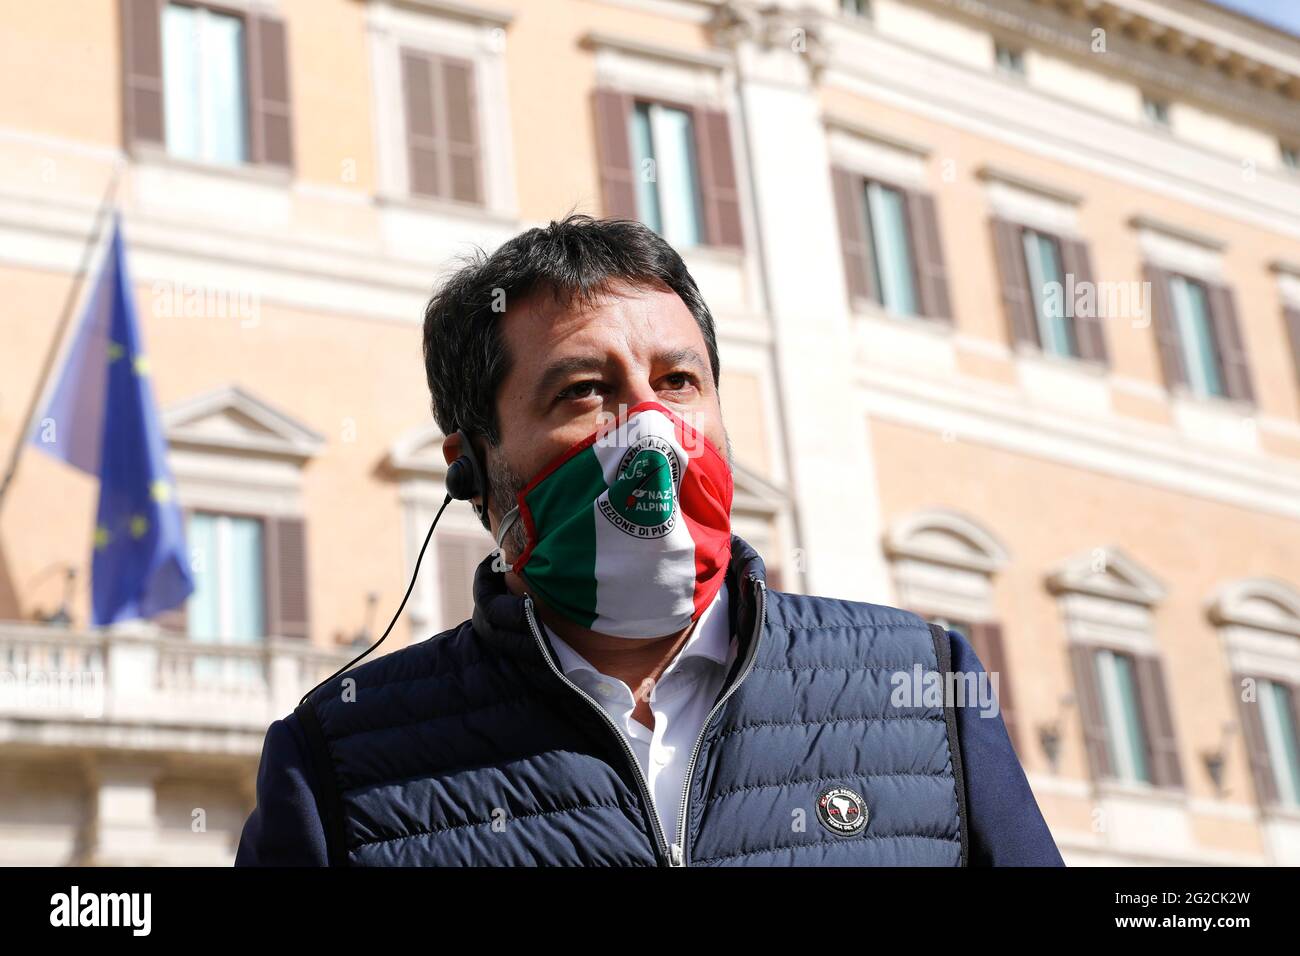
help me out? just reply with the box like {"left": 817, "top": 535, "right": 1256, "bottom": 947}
{"left": 948, "top": 629, "right": 1065, "bottom": 866}
{"left": 234, "top": 714, "right": 330, "bottom": 866}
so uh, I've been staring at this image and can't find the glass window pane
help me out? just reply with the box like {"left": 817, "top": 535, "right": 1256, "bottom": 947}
{"left": 162, "top": 5, "right": 246, "bottom": 165}
{"left": 201, "top": 11, "right": 247, "bottom": 165}
{"left": 163, "top": 5, "right": 202, "bottom": 162}
{"left": 185, "top": 513, "right": 263, "bottom": 644}
{"left": 866, "top": 182, "right": 918, "bottom": 315}
{"left": 630, "top": 103, "right": 662, "bottom": 235}
{"left": 1169, "top": 275, "right": 1224, "bottom": 398}
{"left": 1095, "top": 648, "right": 1151, "bottom": 783}
{"left": 186, "top": 512, "right": 220, "bottom": 642}
{"left": 1262, "top": 680, "right": 1300, "bottom": 806}
{"left": 226, "top": 516, "right": 264, "bottom": 643}
{"left": 1022, "top": 230, "right": 1074, "bottom": 357}
{"left": 648, "top": 105, "right": 702, "bottom": 248}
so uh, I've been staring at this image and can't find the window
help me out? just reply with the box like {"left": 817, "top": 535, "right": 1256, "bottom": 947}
{"left": 437, "top": 536, "right": 484, "bottom": 631}
{"left": 162, "top": 4, "right": 247, "bottom": 165}
{"left": 1212, "top": 578, "right": 1300, "bottom": 812}
{"left": 995, "top": 43, "right": 1026, "bottom": 77}
{"left": 122, "top": 0, "right": 293, "bottom": 169}
{"left": 991, "top": 218, "right": 1108, "bottom": 364}
{"left": 154, "top": 385, "right": 318, "bottom": 648}
{"left": 1167, "top": 274, "right": 1224, "bottom": 398}
{"left": 1052, "top": 547, "right": 1183, "bottom": 790}
{"left": 1142, "top": 94, "right": 1171, "bottom": 130}
{"left": 885, "top": 511, "right": 1018, "bottom": 750}
{"left": 864, "top": 180, "right": 919, "bottom": 315}
{"left": 1021, "top": 228, "right": 1075, "bottom": 358}
{"left": 1259, "top": 679, "right": 1300, "bottom": 806}
{"left": 400, "top": 49, "right": 483, "bottom": 205}
{"left": 186, "top": 512, "right": 264, "bottom": 682}
{"left": 1093, "top": 647, "right": 1152, "bottom": 784}
{"left": 187, "top": 512, "right": 265, "bottom": 644}
{"left": 1143, "top": 256, "right": 1253, "bottom": 403}
{"left": 630, "top": 101, "right": 704, "bottom": 248}
{"left": 830, "top": 167, "right": 951, "bottom": 320}
{"left": 593, "top": 90, "right": 743, "bottom": 250}
{"left": 841, "top": 0, "right": 872, "bottom": 18}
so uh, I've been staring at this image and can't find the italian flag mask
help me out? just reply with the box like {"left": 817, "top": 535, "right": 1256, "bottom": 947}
{"left": 496, "top": 402, "right": 733, "bottom": 638}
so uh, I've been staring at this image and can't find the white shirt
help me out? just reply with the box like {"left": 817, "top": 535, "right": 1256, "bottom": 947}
{"left": 542, "top": 585, "right": 738, "bottom": 853}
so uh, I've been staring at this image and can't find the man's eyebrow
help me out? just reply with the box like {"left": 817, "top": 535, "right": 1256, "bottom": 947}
{"left": 655, "top": 347, "right": 709, "bottom": 376}
{"left": 533, "top": 355, "right": 609, "bottom": 402}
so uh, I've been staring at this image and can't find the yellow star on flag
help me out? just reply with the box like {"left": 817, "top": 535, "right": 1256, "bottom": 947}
{"left": 132, "top": 354, "right": 150, "bottom": 376}
{"left": 150, "top": 479, "right": 172, "bottom": 504}
{"left": 106, "top": 341, "right": 125, "bottom": 363}
{"left": 94, "top": 525, "right": 111, "bottom": 550}
{"left": 130, "top": 515, "right": 150, "bottom": 539}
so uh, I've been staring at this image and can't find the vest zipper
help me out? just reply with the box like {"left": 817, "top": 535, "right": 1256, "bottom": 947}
{"left": 523, "top": 594, "right": 673, "bottom": 866}
{"left": 672, "top": 575, "right": 767, "bottom": 867}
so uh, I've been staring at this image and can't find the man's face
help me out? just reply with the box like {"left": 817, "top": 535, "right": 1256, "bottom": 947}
{"left": 487, "top": 281, "right": 727, "bottom": 553}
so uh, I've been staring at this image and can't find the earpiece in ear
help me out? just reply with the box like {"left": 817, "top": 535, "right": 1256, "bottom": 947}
{"left": 445, "top": 429, "right": 491, "bottom": 532}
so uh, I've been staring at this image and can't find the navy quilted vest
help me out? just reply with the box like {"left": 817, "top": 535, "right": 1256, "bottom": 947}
{"left": 293, "top": 536, "right": 968, "bottom": 866}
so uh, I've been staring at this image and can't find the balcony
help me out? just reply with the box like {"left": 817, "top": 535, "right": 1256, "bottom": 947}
{"left": 0, "top": 621, "right": 354, "bottom": 757}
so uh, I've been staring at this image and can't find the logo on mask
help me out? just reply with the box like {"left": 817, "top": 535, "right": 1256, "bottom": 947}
{"left": 598, "top": 436, "right": 680, "bottom": 538}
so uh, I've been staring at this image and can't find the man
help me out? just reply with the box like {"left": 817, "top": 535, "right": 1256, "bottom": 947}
{"left": 235, "top": 215, "right": 1063, "bottom": 867}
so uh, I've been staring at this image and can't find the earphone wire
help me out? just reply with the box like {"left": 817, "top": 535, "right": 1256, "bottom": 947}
{"left": 298, "top": 492, "right": 454, "bottom": 707}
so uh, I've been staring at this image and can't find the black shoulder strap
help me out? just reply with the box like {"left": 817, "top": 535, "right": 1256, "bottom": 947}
{"left": 294, "top": 697, "right": 350, "bottom": 867}
{"left": 928, "top": 623, "right": 970, "bottom": 867}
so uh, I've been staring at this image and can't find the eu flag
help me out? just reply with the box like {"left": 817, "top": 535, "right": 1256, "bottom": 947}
{"left": 31, "top": 216, "right": 194, "bottom": 626}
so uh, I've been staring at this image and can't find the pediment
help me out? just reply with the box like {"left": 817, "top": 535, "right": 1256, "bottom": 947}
{"left": 164, "top": 385, "right": 324, "bottom": 460}
{"left": 1048, "top": 546, "right": 1166, "bottom": 606}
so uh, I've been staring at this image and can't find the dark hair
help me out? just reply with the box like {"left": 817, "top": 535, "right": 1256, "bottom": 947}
{"left": 421, "top": 214, "right": 721, "bottom": 444}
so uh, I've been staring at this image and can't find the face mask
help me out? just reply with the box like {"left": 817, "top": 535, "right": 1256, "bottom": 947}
{"left": 494, "top": 401, "right": 733, "bottom": 638}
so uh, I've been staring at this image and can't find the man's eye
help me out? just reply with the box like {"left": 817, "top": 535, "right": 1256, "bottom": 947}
{"left": 661, "top": 373, "right": 696, "bottom": 391}
{"left": 558, "top": 380, "right": 601, "bottom": 401}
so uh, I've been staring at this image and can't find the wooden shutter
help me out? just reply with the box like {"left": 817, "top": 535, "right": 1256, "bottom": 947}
{"left": 831, "top": 167, "right": 876, "bottom": 306}
{"left": 1060, "top": 237, "right": 1109, "bottom": 365}
{"left": 1233, "top": 674, "right": 1279, "bottom": 806}
{"left": 1069, "top": 643, "right": 1112, "bottom": 779}
{"left": 906, "top": 191, "right": 951, "bottom": 322}
{"left": 1206, "top": 282, "right": 1254, "bottom": 403}
{"left": 991, "top": 218, "right": 1038, "bottom": 347}
{"left": 401, "top": 51, "right": 481, "bottom": 202}
{"left": 401, "top": 49, "right": 440, "bottom": 198}
{"left": 1145, "top": 263, "right": 1187, "bottom": 389}
{"left": 592, "top": 89, "right": 637, "bottom": 220}
{"left": 438, "top": 537, "right": 485, "bottom": 631}
{"left": 247, "top": 14, "right": 294, "bottom": 168}
{"left": 1134, "top": 654, "right": 1183, "bottom": 789}
{"left": 121, "top": 0, "right": 164, "bottom": 147}
{"left": 1284, "top": 306, "right": 1300, "bottom": 389}
{"left": 968, "top": 622, "right": 1018, "bottom": 753}
{"left": 441, "top": 57, "right": 482, "bottom": 204}
{"left": 265, "top": 516, "right": 309, "bottom": 639}
{"left": 693, "top": 108, "right": 743, "bottom": 249}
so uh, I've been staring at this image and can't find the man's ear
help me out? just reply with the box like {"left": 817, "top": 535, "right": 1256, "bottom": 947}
{"left": 442, "top": 431, "right": 462, "bottom": 467}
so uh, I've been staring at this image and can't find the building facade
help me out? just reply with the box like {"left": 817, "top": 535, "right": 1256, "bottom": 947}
{"left": 1, "top": 0, "right": 1299, "bottom": 865}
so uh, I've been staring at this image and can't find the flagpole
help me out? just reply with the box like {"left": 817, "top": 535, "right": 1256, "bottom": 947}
{"left": 0, "top": 162, "right": 124, "bottom": 516}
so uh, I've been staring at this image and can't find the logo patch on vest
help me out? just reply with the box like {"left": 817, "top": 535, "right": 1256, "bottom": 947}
{"left": 816, "top": 786, "right": 868, "bottom": 837}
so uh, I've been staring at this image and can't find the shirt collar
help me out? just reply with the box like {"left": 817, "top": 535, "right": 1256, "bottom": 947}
{"left": 543, "top": 584, "right": 733, "bottom": 678}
